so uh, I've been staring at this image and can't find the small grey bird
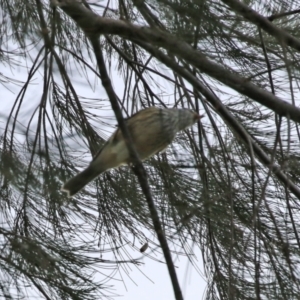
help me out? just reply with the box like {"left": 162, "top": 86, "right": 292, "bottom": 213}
{"left": 62, "top": 107, "right": 203, "bottom": 196}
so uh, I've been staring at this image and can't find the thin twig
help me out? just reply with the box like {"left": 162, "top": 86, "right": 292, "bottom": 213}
{"left": 88, "top": 35, "right": 184, "bottom": 300}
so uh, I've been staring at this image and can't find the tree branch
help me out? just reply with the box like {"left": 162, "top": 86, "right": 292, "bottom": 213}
{"left": 55, "top": 0, "right": 300, "bottom": 124}
{"left": 88, "top": 35, "right": 183, "bottom": 300}
{"left": 220, "top": 0, "right": 300, "bottom": 52}
{"left": 134, "top": 40, "right": 300, "bottom": 201}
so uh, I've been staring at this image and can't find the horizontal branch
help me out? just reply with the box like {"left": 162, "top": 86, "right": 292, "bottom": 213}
{"left": 135, "top": 40, "right": 300, "bottom": 201}
{"left": 56, "top": 0, "right": 300, "bottom": 124}
{"left": 220, "top": 0, "right": 300, "bottom": 52}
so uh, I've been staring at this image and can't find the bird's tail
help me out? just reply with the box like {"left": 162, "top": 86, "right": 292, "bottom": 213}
{"left": 61, "top": 166, "right": 101, "bottom": 197}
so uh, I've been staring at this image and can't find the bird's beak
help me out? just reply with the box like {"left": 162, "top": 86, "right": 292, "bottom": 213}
{"left": 195, "top": 113, "right": 205, "bottom": 120}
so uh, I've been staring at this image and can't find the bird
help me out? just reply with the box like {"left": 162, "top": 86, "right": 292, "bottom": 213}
{"left": 61, "top": 107, "right": 203, "bottom": 197}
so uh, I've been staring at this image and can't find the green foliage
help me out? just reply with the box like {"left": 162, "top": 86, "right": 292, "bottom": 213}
{"left": 1, "top": 0, "right": 300, "bottom": 299}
